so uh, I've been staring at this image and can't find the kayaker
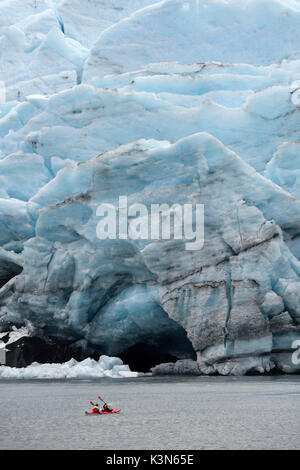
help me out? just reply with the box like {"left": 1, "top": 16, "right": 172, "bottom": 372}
{"left": 93, "top": 403, "right": 100, "bottom": 414}
{"left": 102, "top": 403, "right": 113, "bottom": 413}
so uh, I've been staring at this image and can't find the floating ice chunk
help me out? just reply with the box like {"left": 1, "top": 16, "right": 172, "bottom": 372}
{"left": 0, "top": 355, "right": 139, "bottom": 379}
{"left": 98, "top": 355, "right": 123, "bottom": 370}
{"left": 151, "top": 359, "right": 200, "bottom": 376}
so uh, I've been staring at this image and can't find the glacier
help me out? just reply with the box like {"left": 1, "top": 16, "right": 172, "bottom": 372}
{"left": 1, "top": 0, "right": 300, "bottom": 375}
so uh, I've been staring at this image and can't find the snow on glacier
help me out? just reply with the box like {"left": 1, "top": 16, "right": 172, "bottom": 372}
{"left": 83, "top": 0, "right": 300, "bottom": 79}
{"left": 2, "top": 77, "right": 300, "bottom": 179}
{"left": 56, "top": 0, "right": 156, "bottom": 48}
{"left": 1, "top": 0, "right": 300, "bottom": 375}
{"left": 1, "top": 13, "right": 88, "bottom": 89}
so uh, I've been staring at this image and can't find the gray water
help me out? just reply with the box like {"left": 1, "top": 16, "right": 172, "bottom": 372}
{"left": 0, "top": 375, "right": 300, "bottom": 450}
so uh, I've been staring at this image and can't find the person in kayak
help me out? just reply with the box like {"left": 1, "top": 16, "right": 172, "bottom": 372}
{"left": 102, "top": 403, "right": 113, "bottom": 413}
{"left": 92, "top": 404, "right": 100, "bottom": 414}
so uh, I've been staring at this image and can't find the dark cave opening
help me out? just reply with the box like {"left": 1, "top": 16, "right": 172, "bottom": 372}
{"left": 119, "top": 343, "right": 179, "bottom": 372}
{"left": 119, "top": 329, "right": 197, "bottom": 373}
{"left": 0, "top": 259, "right": 23, "bottom": 288}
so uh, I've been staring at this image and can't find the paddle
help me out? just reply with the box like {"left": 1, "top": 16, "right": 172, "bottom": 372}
{"left": 98, "top": 395, "right": 114, "bottom": 412}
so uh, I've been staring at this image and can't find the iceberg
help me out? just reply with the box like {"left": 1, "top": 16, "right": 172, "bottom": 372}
{"left": 151, "top": 359, "right": 200, "bottom": 376}
{"left": 0, "top": 355, "right": 139, "bottom": 379}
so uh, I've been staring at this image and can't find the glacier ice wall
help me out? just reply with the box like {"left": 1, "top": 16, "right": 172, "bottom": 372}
{"left": 1, "top": 0, "right": 300, "bottom": 374}
{"left": 83, "top": 0, "right": 300, "bottom": 78}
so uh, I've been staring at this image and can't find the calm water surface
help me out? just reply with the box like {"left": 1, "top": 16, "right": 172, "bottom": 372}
{"left": 0, "top": 376, "right": 299, "bottom": 450}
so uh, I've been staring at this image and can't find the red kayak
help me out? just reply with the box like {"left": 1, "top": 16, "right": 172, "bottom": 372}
{"left": 85, "top": 409, "right": 121, "bottom": 415}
